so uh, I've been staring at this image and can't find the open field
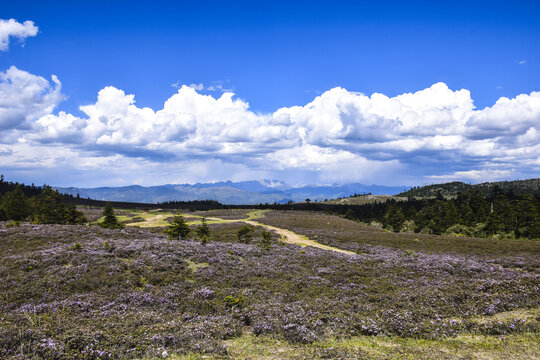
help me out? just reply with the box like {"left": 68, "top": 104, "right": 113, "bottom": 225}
{"left": 258, "top": 211, "right": 540, "bottom": 258}
{"left": 0, "top": 209, "right": 538, "bottom": 359}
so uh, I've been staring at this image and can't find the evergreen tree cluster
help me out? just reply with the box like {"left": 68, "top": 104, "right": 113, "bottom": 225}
{"left": 368, "top": 188, "right": 539, "bottom": 238}
{"left": 398, "top": 178, "right": 540, "bottom": 198}
{"left": 0, "top": 176, "right": 87, "bottom": 224}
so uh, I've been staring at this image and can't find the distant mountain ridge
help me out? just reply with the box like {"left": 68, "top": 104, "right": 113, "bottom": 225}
{"left": 398, "top": 178, "right": 540, "bottom": 198}
{"left": 55, "top": 180, "right": 407, "bottom": 205}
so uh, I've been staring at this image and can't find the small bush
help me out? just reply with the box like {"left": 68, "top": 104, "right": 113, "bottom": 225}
{"left": 283, "top": 323, "right": 318, "bottom": 343}
{"left": 259, "top": 230, "right": 272, "bottom": 250}
{"left": 223, "top": 294, "right": 244, "bottom": 308}
{"left": 237, "top": 225, "right": 253, "bottom": 243}
{"left": 6, "top": 220, "right": 20, "bottom": 228}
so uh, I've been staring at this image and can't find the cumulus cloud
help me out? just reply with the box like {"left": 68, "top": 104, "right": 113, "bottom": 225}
{"left": 1, "top": 75, "right": 539, "bottom": 185}
{"left": 0, "top": 66, "right": 64, "bottom": 131}
{"left": 0, "top": 18, "right": 38, "bottom": 51}
{"left": 465, "top": 92, "right": 540, "bottom": 140}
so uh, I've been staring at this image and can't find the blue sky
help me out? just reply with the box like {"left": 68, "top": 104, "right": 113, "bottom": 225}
{"left": 0, "top": 1, "right": 539, "bottom": 187}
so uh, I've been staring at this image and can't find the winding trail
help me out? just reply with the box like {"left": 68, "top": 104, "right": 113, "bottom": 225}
{"left": 196, "top": 211, "right": 354, "bottom": 255}
{"left": 127, "top": 210, "right": 355, "bottom": 255}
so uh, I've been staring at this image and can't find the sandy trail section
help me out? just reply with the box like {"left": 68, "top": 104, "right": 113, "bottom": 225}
{"left": 243, "top": 220, "right": 355, "bottom": 255}
{"left": 126, "top": 213, "right": 169, "bottom": 227}
{"left": 127, "top": 211, "right": 355, "bottom": 255}
{"left": 205, "top": 214, "right": 354, "bottom": 254}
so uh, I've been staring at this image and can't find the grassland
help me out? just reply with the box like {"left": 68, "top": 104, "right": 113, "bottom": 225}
{"left": 0, "top": 209, "right": 538, "bottom": 359}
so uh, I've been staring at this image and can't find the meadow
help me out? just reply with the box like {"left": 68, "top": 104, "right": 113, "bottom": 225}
{"left": 0, "top": 208, "right": 538, "bottom": 359}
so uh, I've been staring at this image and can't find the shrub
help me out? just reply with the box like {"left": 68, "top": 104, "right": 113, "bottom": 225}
{"left": 344, "top": 208, "right": 356, "bottom": 220}
{"left": 64, "top": 204, "right": 88, "bottom": 224}
{"left": 401, "top": 219, "right": 416, "bottom": 233}
{"left": 6, "top": 220, "right": 20, "bottom": 228}
{"left": 201, "top": 234, "right": 209, "bottom": 245}
{"left": 259, "top": 230, "right": 272, "bottom": 250}
{"left": 282, "top": 323, "right": 318, "bottom": 343}
{"left": 237, "top": 225, "right": 253, "bottom": 243}
{"left": 223, "top": 294, "right": 244, "bottom": 308}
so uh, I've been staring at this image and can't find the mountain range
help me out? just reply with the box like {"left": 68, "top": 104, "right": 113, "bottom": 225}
{"left": 56, "top": 180, "right": 408, "bottom": 205}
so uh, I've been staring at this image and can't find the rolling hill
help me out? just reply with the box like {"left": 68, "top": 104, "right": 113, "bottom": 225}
{"left": 398, "top": 178, "right": 540, "bottom": 198}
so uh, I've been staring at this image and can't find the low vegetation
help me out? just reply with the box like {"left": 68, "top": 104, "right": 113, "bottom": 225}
{"left": 0, "top": 208, "right": 538, "bottom": 359}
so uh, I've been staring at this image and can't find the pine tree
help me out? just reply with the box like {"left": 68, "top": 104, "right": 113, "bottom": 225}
{"left": 344, "top": 208, "right": 356, "bottom": 220}
{"left": 260, "top": 230, "right": 272, "bottom": 250}
{"left": 513, "top": 196, "right": 539, "bottom": 238}
{"left": 383, "top": 204, "right": 405, "bottom": 232}
{"left": 34, "top": 187, "right": 67, "bottom": 224}
{"left": 166, "top": 213, "right": 190, "bottom": 240}
{"left": 64, "top": 203, "right": 88, "bottom": 224}
{"left": 196, "top": 217, "right": 210, "bottom": 241}
{"left": 1, "top": 186, "right": 30, "bottom": 221}
{"left": 100, "top": 202, "right": 122, "bottom": 229}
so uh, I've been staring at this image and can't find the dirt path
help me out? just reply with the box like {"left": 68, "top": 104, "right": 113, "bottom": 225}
{"left": 243, "top": 220, "right": 356, "bottom": 255}
{"left": 127, "top": 210, "right": 355, "bottom": 255}
{"left": 205, "top": 213, "right": 355, "bottom": 254}
{"left": 126, "top": 213, "right": 169, "bottom": 227}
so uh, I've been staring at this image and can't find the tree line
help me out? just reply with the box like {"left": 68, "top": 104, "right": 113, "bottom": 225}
{"left": 359, "top": 188, "right": 540, "bottom": 239}
{"left": 0, "top": 176, "right": 87, "bottom": 224}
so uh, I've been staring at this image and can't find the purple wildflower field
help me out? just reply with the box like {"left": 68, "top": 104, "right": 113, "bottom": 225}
{"left": 0, "top": 210, "right": 539, "bottom": 359}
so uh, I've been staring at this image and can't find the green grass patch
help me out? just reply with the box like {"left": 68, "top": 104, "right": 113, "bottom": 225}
{"left": 185, "top": 259, "right": 209, "bottom": 272}
{"left": 218, "top": 333, "right": 540, "bottom": 359}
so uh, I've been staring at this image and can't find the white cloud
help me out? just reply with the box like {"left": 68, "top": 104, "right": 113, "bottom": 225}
{"left": 189, "top": 83, "right": 204, "bottom": 91}
{"left": 465, "top": 92, "right": 540, "bottom": 139}
{"left": 427, "top": 169, "right": 513, "bottom": 183}
{"left": 0, "top": 66, "right": 64, "bottom": 131}
{"left": 1, "top": 76, "right": 540, "bottom": 186}
{"left": 519, "top": 60, "right": 526, "bottom": 65}
{"left": 185, "top": 81, "right": 233, "bottom": 92}
{"left": 0, "top": 18, "right": 38, "bottom": 51}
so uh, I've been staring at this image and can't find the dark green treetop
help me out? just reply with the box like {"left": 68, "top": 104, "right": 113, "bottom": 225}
{"left": 196, "top": 216, "right": 210, "bottom": 240}
{"left": 237, "top": 224, "right": 253, "bottom": 243}
{"left": 166, "top": 213, "right": 190, "bottom": 240}
{"left": 100, "top": 202, "right": 123, "bottom": 229}
{"left": 1, "top": 186, "right": 30, "bottom": 221}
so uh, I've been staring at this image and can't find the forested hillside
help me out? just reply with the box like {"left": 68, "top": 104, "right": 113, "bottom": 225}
{"left": 399, "top": 178, "right": 540, "bottom": 198}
